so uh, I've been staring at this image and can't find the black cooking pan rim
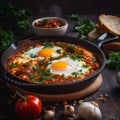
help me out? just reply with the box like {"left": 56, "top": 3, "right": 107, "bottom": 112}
{"left": 1, "top": 36, "right": 106, "bottom": 86}
{"left": 1, "top": 33, "right": 117, "bottom": 94}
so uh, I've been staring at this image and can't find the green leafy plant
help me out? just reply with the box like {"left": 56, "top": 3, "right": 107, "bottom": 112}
{"left": 106, "top": 52, "right": 120, "bottom": 70}
{"left": 0, "top": 29, "right": 14, "bottom": 55}
{"left": 0, "top": 3, "right": 31, "bottom": 33}
{"left": 66, "top": 14, "right": 96, "bottom": 40}
{"left": 74, "top": 19, "right": 96, "bottom": 40}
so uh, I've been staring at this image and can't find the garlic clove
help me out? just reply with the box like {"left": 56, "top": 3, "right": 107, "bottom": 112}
{"left": 64, "top": 105, "right": 75, "bottom": 116}
{"left": 44, "top": 110, "right": 55, "bottom": 120}
{"left": 78, "top": 102, "right": 102, "bottom": 120}
{"left": 116, "top": 72, "right": 120, "bottom": 85}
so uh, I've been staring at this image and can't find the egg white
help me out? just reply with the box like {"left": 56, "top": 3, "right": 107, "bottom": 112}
{"left": 47, "top": 57, "right": 91, "bottom": 77}
{"left": 24, "top": 46, "right": 63, "bottom": 59}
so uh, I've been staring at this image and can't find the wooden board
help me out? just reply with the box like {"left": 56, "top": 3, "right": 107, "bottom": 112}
{"left": 6, "top": 74, "right": 102, "bottom": 102}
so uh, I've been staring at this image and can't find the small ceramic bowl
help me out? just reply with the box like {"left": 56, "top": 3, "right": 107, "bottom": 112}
{"left": 32, "top": 17, "right": 68, "bottom": 36}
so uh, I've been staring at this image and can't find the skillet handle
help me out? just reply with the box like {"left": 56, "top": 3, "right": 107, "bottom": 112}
{"left": 92, "top": 32, "right": 118, "bottom": 48}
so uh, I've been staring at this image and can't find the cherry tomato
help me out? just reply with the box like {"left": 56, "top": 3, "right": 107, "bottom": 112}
{"left": 15, "top": 94, "right": 42, "bottom": 120}
{"left": 34, "top": 19, "right": 61, "bottom": 28}
{"left": 51, "top": 20, "right": 59, "bottom": 28}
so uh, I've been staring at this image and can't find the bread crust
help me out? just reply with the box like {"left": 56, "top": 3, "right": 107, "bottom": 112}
{"left": 98, "top": 14, "right": 120, "bottom": 39}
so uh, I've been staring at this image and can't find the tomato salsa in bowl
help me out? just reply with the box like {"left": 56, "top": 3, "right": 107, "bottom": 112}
{"left": 32, "top": 17, "right": 68, "bottom": 36}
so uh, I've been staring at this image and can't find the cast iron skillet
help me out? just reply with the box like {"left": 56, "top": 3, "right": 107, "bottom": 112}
{"left": 0, "top": 33, "right": 118, "bottom": 94}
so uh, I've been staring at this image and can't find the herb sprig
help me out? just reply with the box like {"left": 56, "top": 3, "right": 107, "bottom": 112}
{"left": 43, "top": 41, "right": 54, "bottom": 48}
{"left": 74, "top": 19, "right": 96, "bottom": 40}
{"left": 106, "top": 52, "right": 120, "bottom": 70}
{"left": 66, "top": 14, "right": 96, "bottom": 40}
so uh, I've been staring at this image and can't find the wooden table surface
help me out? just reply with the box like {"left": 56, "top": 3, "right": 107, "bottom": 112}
{"left": 0, "top": 14, "right": 120, "bottom": 120}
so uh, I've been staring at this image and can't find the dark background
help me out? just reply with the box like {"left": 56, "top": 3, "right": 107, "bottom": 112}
{"left": 1, "top": 0, "right": 120, "bottom": 16}
{"left": 0, "top": 1, "right": 120, "bottom": 120}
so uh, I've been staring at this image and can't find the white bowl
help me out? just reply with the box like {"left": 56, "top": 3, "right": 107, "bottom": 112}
{"left": 32, "top": 17, "right": 68, "bottom": 36}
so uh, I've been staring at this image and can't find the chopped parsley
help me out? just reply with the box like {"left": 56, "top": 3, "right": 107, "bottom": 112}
{"left": 43, "top": 40, "right": 54, "bottom": 48}
{"left": 39, "top": 59, "right": 52, "bottom": 67}
{"left": 29, "top": 68, "right": 54, "bottom": 83}
{"left": 30, "top": 53, "right": 38, "bottom": 58}
{"left": 82, "top": 64, "right": 89, "bottom": 68}
{"left": 67, "top": 44, "right": 76, "bottom": 52}
{"left": 66, "top": 14, "right": 96, "bottom": 40}
{"left": 32, "top": 65, "right": 39, "bottom": 70}
{"left": 71, "top": 72, "right": 79, "bottom": 78}
{"left": 62, "top": 74, "right": 65, "bottom": 78}
{"left": 71, "top": 53, "right": 82, "bottom": 61}
{"left": 37, "top": 69, "right": 54, "bottom": 82}
{"left": 9, "top": 62, "right": 19, "bottom": 68}
{"left": 74, "top": 19, "right": 96, "bottom": 40}
{"left": 63, "top": 51, "right": 71, "bottom": 56}
{"left": 56, "top": 49, "right": 62, "bottom": 54}
{"left": 106, "top": 52, "right": 120, "bottom": 70}
{"left": 38, "top": 58, "right": 46, "bottom": 66}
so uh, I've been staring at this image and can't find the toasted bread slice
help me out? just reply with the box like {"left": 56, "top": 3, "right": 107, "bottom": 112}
{"left": 98, "top": 14, "right": 120, "bottom": 39}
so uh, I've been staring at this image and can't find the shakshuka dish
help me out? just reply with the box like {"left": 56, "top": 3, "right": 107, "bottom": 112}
{"left": 6, "top": 40, "right": 100, "bottom": 84}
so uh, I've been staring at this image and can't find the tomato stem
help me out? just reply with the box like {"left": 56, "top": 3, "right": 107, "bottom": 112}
{"left": 16, "top": 91, "right": 28, "bottom": 102}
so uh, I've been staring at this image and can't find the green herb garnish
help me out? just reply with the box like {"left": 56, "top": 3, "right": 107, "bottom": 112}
{"left": 67, "top": 44, "right": 76, "bottom": 53}
{"left": 62, "top": 74, "right": 65, "bottom": 78}
{"left": 37, "top": 69, "right": 54, "bottom": 82}
{"left": 30, "top": 54, "right": 38, "bottom": 58}
{"left": 74, "top": 19, "right": 96, "bottom": 40}
{"left": 82, "top": 64, "right": 89, "bottom": 68}
{"left": 32, "top": 65, "right": 39, "bottom": 71}
{"left": 56, "top": 49, "right": 62, "bottom": 54}
{"left": 9, "top": 62, "right": 19, "bottom": 68}
{"left": 71, "top": 53, "right": 82, "bottom": 60}
{"left": 43, "top": 41, "right": 54, "bottom": 48}
{"left": 29, "top": 68, "right": 54, "bottom": 83}
{"left": 66, "top": 14, "right": 96, "bottom": 40}
{"left": 71, "top": 72, "right": 79, "bottom": 78}
{"left": 106, "top": 52, "right": 120, "bottom": 70}
{"left": 39, "top": 58, "right": 46, "bottom": 66}
{"left": 63, "top": 52, "right": 71, "bottom": 56}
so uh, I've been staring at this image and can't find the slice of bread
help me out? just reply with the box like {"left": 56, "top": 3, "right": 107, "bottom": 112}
{"left": 98, "top": 14, "right": 120, "bottom": 39}
{"left": 88, "top": 14, "right": 120, "bottom": 53}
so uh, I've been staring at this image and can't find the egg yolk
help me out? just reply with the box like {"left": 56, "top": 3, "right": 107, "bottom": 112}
{"left": 51, "top": 61, "right": 70, "bottom": 71}
{"left": 37, "top": 48, "right": 55, "bottom": 57}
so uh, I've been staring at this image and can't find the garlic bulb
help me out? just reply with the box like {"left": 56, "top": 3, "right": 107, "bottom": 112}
{"left": 64, "top": 105, "right": 75, "bottom": 116}
{"left": 78, "top": 101, "right": 102, "bottom": 120}
{"left": 44, "top": 110, "right": 55, "bottom": 120}
{"left": 116, "top": 72, "right": 120, "bottom": 85}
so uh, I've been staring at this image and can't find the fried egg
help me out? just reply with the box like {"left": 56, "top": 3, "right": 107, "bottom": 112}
{"left": 47, "top": 57, "right": 91, "bottom": 77}
{"left": 24, "top": 46, "right": 63, "bottom": 59}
